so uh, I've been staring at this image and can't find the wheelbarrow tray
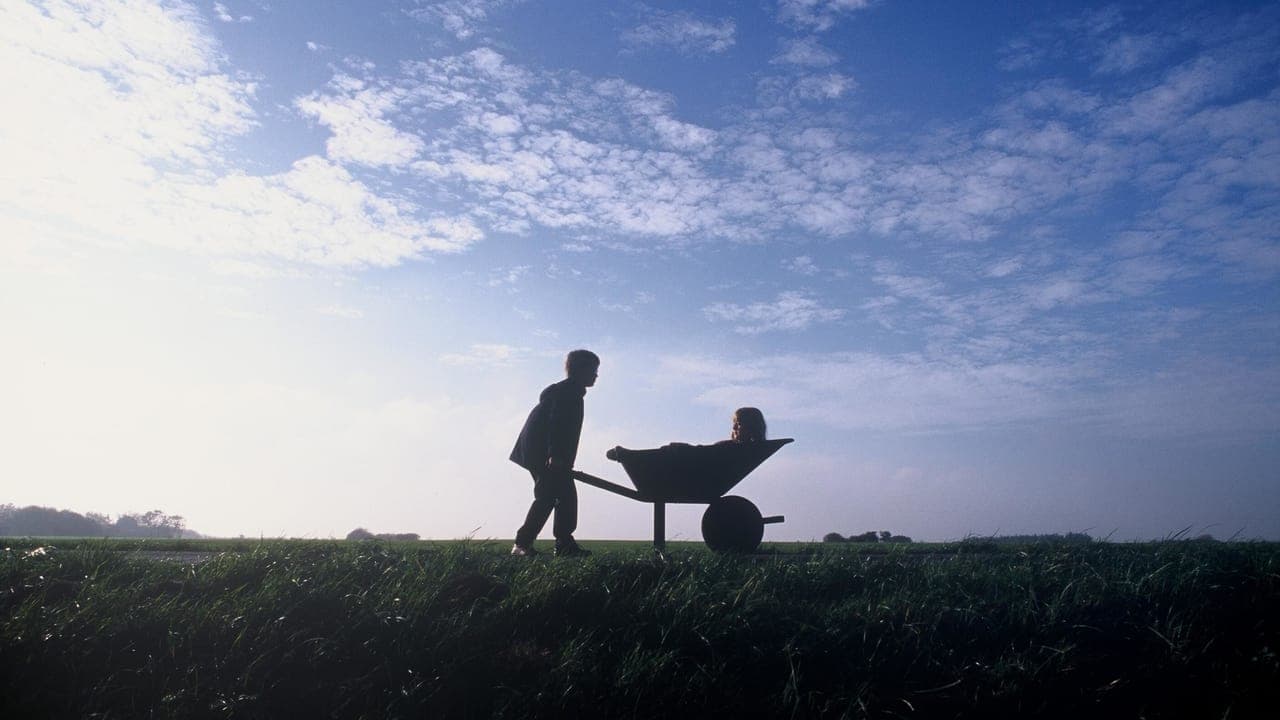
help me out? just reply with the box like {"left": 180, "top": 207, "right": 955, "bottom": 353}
{"left": 612, "top": 438, "right": 793, "bottom": 503}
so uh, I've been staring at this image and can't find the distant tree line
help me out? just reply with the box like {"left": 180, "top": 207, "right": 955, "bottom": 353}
{"left": 346, "top": 528, "right": 420, "bottom": 542}
{"left": 822, "top": 531, "right": 1097, "bottom": 544}
{"left": 0, "top": 504, "right": 194, "bottom": 538}
{"left": 824, "top": 531, "right": 913, "bottom": 543}
{"left": 976, "top": 532, "right": 1094, "bottom": 544}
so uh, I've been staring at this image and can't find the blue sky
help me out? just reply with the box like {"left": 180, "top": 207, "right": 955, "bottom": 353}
{"left": 2, "top": 0, "right": 1277, "bottom": 541}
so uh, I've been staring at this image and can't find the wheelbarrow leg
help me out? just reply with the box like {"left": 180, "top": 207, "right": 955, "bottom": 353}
{"left": 653, "top": 502, "right": 666, "bottom": 552}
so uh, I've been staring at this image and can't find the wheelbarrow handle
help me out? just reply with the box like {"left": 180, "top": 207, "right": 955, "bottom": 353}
{"left": 571, "top": 470, "right": 645, "bottom": 501}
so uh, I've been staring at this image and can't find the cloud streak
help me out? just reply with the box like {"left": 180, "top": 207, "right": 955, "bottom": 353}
{"left": 406, "top": 0, "right": 523, "bottom": 40}
{"left": 623, "top": 7, "right": 736, "bottom": 55}
{"left": 776, "top": 0, "right": 873, "bottom": 32}
{"left": 704, "top": 292, "right": 845, "bottom": 334}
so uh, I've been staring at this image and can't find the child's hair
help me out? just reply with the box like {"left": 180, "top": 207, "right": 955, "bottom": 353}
{"left": 564, "top": 349, "right": 600, "bottom": 376}
{"left": 733, "top": 407, "right": 767, "bottom": 442}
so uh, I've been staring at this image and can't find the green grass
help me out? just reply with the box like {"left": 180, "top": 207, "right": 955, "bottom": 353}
{"left": 2, "top": 539, "right": 1277, "bottom": 718}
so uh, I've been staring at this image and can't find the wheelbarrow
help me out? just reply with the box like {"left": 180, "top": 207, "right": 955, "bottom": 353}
{"left": 571, "top": 438, "right": 792, "bottom": 553}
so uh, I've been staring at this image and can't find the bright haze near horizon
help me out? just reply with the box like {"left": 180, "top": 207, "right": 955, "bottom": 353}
{"left": 3, "top": 0, "right": 1278, "bottom": 542}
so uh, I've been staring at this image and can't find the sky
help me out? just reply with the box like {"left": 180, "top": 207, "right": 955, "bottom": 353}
{"left": 2, "top": 0, "right": 1278, "bottom": 542}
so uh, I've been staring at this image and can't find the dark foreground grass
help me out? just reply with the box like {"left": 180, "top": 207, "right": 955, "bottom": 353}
{"left": 2, "top": 540, "right": 1277, "bottom": 719}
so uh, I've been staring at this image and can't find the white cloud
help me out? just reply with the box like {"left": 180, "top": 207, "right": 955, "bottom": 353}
{"left": 406, "top": 0, "right": 523, "bottom": 40}
{"left": 776, "top": 0, "right": 873, "bottom": 32}
{"left": 477, "top": 111, "right": 522, "bottom": 135}
{"left": 623, "top": 8, "right": 736, "bottom": 55}
{"left": 0, "top": 0, "right": 256, "bottom": 167}
{"left": 772, "top": 37, "right": 839, "bottom": 66}
{"left": 486, "top": 265, "right": 530, "bottom": 288}
{"left": 755, "top": 72, "right": 856, "bottom": 107}
{"left": 590, "top": 78, "right": 718, "bottom": 149}
{"left": 998, "top": 6, "right": 1129, "bottom": 73}
{"left": 264, "top": 9, "right": 1277, "bottom": 281}
{"left": 349, "top": 50, "right": 734, "bottom": 241}
{"left": 1030, "top": 278, "right": 1089, "bottom": 310}
{"left": 0, "top": 0, "right": 478, "bottom": 271}
{"left": 998, "top": 36, "right": 1049, "bottom": 72}
{"left": 987, "top": 258, "right": 1023, "bottom": 278}
{"left": 704, "top": 291, "right": 845, "bottom": 334}
{"left": 1095, "top": 33, "right": 1170, "bottom": 74}
{"left": 303, "top": 45, "right": 1126, "bottom": 251}
{"left": 1103, "top": 56, "right": 1227, "bottom": 137}
{"left": 599, "top": 290, "right": 656, "bottom": 314}
{"left": 295, "top": 75, "right": 425, "bottom": 167}
{"left": 784, "top": 256, "right": 820, "bottom": 275}
{"left": 439, "top": 343, "right": 528, "bottom": 366}
{"left": 147, "top": 156, "right": 482, "bottom": 264}
{"left": 213, "top": 2, "right": 251, "bottom": 23}
{"left": 793, "top": 72, "right": 855, "bottom": 100}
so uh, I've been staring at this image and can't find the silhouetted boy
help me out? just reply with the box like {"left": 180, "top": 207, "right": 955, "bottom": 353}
{"left": 509, "top": 349, "right": 599, "bottom": 557}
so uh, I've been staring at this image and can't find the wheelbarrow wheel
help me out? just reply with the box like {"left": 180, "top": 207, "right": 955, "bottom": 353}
{"left": 702, "top": 495, "right": 764, "bottom": 553}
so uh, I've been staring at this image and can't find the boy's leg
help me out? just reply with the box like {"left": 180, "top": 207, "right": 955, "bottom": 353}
{"left": 514, "top": 470, "right": 557, "bottom": 547}
{"left": 551, "top": 471, "right": 578, "bottom": 543}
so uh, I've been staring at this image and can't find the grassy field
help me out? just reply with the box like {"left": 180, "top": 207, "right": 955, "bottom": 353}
{"left": 2, "top": 539, "right": 1277, "bottom": 719}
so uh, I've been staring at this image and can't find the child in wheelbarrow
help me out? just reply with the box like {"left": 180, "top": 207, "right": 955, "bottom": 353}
{"left": 606, "top": 407, "right": 767, "bottom": 461}
{"left": 725, "top": 407, "right": 767, "bottom": 444}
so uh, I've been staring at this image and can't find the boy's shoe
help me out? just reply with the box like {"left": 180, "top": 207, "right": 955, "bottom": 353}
{"left": 510, "top": 543, "right": 539, "bottom": 557}
{"left": 554, "top": 542, "right": 592, "bottom": 558}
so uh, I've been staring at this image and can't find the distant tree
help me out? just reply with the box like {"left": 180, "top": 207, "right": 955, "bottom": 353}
{"left": 375, "top": 533, "right": 420, "bottom": 542}
{"left": 110, "top": 510, "right": 185, "bottom": 538}
{"left": 825, "top": 530, "right": 913, "bottom": 543}
{"left": 347, "top": 528, "right": 375, "bottom": 541}
{"left": 983, "top": 533, "right": 1094, "bottom": 545}
{"left": 85, "top": 512, "right": 112, "bottom": 528}
{"left": 142, "top": 510, "right": 167, "bottom": 537}
{"left": 0, "top": 506, "right": 198, "bottom": 538}
{"left": 0, "top": 505, "right": 106, "bottom": 537}
{"left": 139, "top": 510, "right": 184, "bottom": 537}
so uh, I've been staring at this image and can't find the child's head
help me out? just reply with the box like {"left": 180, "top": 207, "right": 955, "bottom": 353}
{"left": 564, "top": 349, "right": 600, "bottom": 387}
{"left": 731, "top": 407, "right": 767, "bottom": 442}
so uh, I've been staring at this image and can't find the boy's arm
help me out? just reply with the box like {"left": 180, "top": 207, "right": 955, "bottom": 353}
{"left": 543, "top": 387, "right": 568, "bottom": 469}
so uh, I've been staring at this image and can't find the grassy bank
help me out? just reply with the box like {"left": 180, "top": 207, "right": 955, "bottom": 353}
{"left": 3, "top": 540, "right": 1277, "bottom": 718}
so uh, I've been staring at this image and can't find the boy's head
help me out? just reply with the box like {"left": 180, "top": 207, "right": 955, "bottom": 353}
{"left": 565, "top": 349, "right": 600, "bottom": 388}
{"left": 731, "top": 407, "right": 767, "bottom": 442}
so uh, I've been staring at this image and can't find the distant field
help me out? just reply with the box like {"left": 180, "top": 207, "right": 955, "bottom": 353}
{"left": 3, "top": 539, "right": 1277, "bottom": 718}
{"left": 0, "top": 536, "right": 995, "bottom": 555}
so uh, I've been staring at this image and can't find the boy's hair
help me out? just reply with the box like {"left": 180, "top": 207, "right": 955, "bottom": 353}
{"left": 733, "top": 407, "right": 767, "bottom": 441}
{"left": 565, "top": 349, "right": 600, "bottom": 376}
